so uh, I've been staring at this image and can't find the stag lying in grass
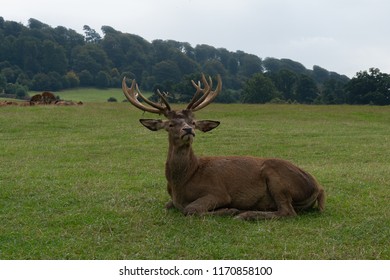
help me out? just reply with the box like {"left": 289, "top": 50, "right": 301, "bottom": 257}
{"left": 122, "top": 74, "right": 325, "bottom": 220}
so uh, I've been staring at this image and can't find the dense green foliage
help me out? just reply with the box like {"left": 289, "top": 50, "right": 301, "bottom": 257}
{"left": 345, "top": 68, "right": 390, "bottom": 105}
{"left": 1, "top": 103, "right": 389, "bottom": 259}
{"left": 1, "top": 17, "right": 389, "bottom": 105}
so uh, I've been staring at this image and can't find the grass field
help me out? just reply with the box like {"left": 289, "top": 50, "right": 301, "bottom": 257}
{"left": 0, "top": 97, "right": 389, "bottom": 259}
{"left": 28, "top": 87, "right": 148, "bottom": 103}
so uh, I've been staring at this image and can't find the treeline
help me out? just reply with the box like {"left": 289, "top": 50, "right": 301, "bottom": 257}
{"left": 1, "top": 17, "right": 389, "bottom": 105}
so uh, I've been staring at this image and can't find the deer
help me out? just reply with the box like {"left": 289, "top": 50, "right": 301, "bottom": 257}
{"left": 41, "top": 91, "right": 56, "bottom": 104}
{"left": 122, "top": 74, "right": 325, "bottom": 220}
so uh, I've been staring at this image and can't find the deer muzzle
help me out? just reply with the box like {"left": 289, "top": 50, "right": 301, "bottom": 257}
{"left": 181, "top": 126, "right": 195, "bottom": 142}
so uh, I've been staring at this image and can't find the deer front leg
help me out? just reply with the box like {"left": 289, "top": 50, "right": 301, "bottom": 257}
{"left": 205, "top": 208, "right": 242, "bottom": 216}
{"left": 183, "top": 194, "right": 230, "bottom": 216}
{"left": 165, "top": 183, "right": 174, "bottom": 209}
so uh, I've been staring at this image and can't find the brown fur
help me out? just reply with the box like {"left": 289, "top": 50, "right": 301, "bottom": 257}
{"left": 123, "top": 75, "right": 325, "bottom": 220}
{"left": 139, "top": 110, "right": 325, "bottom": 220}
{"left": 30, "top": 94, "right": 43, "bottom": 104}
{"left": 41, "top": 91, "right": 56, "bottom": 104}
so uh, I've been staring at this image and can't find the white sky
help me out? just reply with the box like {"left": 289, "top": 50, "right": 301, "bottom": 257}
{"left": 2, "top": 0, "right": 390, "bottom": 78}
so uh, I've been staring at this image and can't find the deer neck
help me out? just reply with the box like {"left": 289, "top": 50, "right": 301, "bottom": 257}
{"left": 166, "top": 142, "right": 198, "bottom": 185}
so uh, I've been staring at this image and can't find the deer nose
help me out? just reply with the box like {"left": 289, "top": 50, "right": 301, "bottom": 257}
{"left": 183, "top": 127, "right": 194, "bottom": 135}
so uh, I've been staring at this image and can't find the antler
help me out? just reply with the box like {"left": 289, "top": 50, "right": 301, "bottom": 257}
{"left": 186, "top": 74, "right": 222, "bottom": 111}
{"left": 122, "top": 77, "right": 171, "bottom": 115}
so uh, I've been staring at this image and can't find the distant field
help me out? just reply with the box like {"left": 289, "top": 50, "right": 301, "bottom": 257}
{"left": 0, "top": 97, "right": 21, "bottom": 102}
{"left": 0, "top": 103, "right": 389, "bottom": 259}
{"left": 28, "top": 87, "right": 149, "bottom": 103}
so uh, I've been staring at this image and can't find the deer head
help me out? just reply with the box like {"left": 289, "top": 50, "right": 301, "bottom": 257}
{"left": 122, "top": 74, "right": 222, "bottom": 146}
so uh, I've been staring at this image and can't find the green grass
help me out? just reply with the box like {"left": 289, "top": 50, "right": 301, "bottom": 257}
{"left": 28, "top": 87, "right": 138, "bottom": 103}
{"left": 0, "top": 98, "right": 20, "bottom": 102}
{"left": 0, "top": 102, "right": 389, "bottom": 259}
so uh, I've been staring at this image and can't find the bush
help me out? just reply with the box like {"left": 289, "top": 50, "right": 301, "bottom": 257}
{"left": 15, "top": 86, "right": 28, "bottom": 99}
{"left": 216, "top": 89, "right": 241, "bottom": 103}
{"left": 241, "top": 73, "right": 281, "bottom": 103}
{"left": 1, "top": 83, "right": 28, "bottom": 99}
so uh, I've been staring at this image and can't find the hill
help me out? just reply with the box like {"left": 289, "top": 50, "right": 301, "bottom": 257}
{"left": 4, "top": 16, "right": 389, "bottom": 105}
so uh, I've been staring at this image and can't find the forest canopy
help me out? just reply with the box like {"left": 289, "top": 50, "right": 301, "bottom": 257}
{"left": 1, "top": 17, "right": 389, "bottom": 105}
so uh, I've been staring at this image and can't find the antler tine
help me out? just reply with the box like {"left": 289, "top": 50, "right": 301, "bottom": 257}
{"left": 134, "top": 83, "right": 169, "bottom": 112}
{"left": 156, "top": 89, "right": 171, "bottom": 111}
{"left": 187, "top": 73, "right": 212, "bottom": 110}
{"left": 207, "top": 75, "right": 213, "bottom": 89}
{"left": 191, "top": 74, "right": 211, "bottom": 109}
{"left": 122, "top": 77, "right": 169, "bottom": 115}
{"left": 190, "top": 74, "right": 222, "bottom": 112}
{"left": 186, "top": 80, "right": 203, "bottom": 110}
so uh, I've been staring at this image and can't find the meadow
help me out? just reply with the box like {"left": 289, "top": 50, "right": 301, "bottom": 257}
{"left": 0, "top": 90, "right": 389, "bottom": 259}
{"left": 28, "top": 87, "right": 129, "bottom": 103}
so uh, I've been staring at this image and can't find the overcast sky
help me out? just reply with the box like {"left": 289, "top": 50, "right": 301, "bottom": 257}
{"left": 2, "top": 0, "right": 390, "bottom": 78}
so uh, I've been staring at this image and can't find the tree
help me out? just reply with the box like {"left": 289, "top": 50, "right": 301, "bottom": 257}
{"left": 295, "top": 74, "right": 319, "bottom": 103}
{"left": 241, "top": 73, "right": 280, "bottom": 103}
{"left": 321, "top": 79, "right": 346, "bottom": 104}
{"left": 345, "top": 68, "right": 390, "bottom": 105}
{"left": 47, "top": 71, "right": 63, "bottom": 90}
{"left": 0, "top": 73, "right": 7, "bottom": 92}
{"left": 15, "top": 84, "right": 28, "bottom": 99}
{"left": 0, "top": 17, "right": 360, "bottom": 99}
{"left": 28, "top": 18, "right": 50, "bottom": 30}
{"left": 71, "top": 44, "right": 111, "bottom": 75}
{"left": 172, "top": 52, "right": 199, "bottom": 75}
{"left": 171, "top": 73, "right": 199, "bottom": 103}
{"left": 263, "top": 57, "right": 283, "bottom": 73}
{"left": 53, "top": 26, "right": 85, "bottom": 57}
{"left": 266, "top": 69, "right": 297, "bottom": 101}
{"left": 237, "top": 52, "right": 263, "bottom": 77}
{"left": 216, "top": 89, "right": 240, "bottom": 103}
{"left": 280, "top": 59, "right": 307, "bottom": 74}
{"left": 41, "top": 40, "right": 68, "bottom": 74}
{"left": 152, "top": 60, "right": 181, "bottom": 85}
{"left": 3, "top": 20, "right": 24, "bottom": 37}
{"left": 13, "top": 36, "right": 40, "bottom": 73}
{"left": 1, "top": 67, "right": 21, "bottom": 84}
{"left": 112, "top": 32, "right": 151, "bottom": 80}
{"left": 202, "top": 59, "right": 227, "bottom": 77}
{"left": 16, "top": 72, "right": 32, "bottom": 89}
{"left": 31, "top": 73, "right": 51, "bottom": 90}
{"left": 95, "top": 71, "right": 111, "bottom": 88}
{"left": 83, "top": 25, "right": 101, "bottom": 43}
{"left": 64, "top": 71, "right": 80, "bottom": 88}
{"left": 195, "top": 44, "right": 217, "bottom": 63}
{"left": 78, "top": 69, "right": 94, "bottom": 86}
{"left": 312, "top": 65, "right": 330, "bottom": 84}
{"left": 110, "top": 68, "right": 121, "bottom": 87}
{"left": 263, "top": 57, "right": 308, "bottom": 76}
{"left": 101, "top": 27, "right": 126, "bottom": 68}
{"left": 4, "top": 82, "right": 27, "bottom": 98}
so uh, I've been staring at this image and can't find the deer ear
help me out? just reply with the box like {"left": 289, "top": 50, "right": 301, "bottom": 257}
{"left": 139, "top": 119, "right": 166, "bottom": 131}
{"left": 195, "top": 120, "right": 220, "bottom": 132}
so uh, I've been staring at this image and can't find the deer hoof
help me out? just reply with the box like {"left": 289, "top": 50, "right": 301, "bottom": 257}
{"left": 165, "top": 201, "right": 174, "bottom": 209}
{"left": 234, "top": 211, "right": 257, "bottom": 220}
{"left": 183, "top": 206, "right": 202, "bottom": 216}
